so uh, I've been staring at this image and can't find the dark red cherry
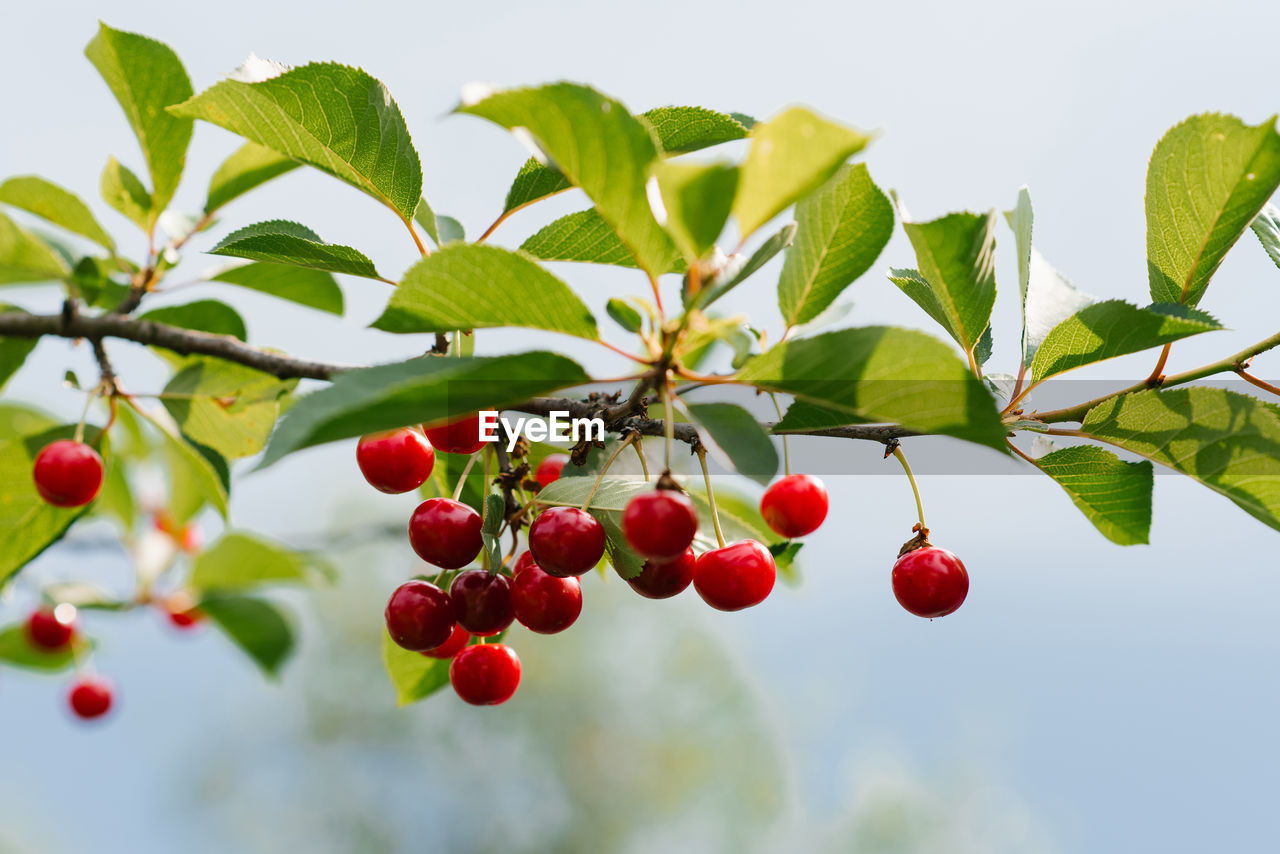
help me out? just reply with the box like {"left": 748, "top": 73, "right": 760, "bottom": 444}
{"left": 528, "top": 506, "right": 606, "bottom": 577}
{"left": 449, "top": 643, "right": 521, "bottom": 706}
{"left": 760, "top": 474, "right": 828, "bottom": 538}
{"left": 384, "top": 580, "right": 456, "bottom": 651}
{"left": 32, "top": 440, "right": 103, "bottom": 507}
{"left": 892, "top": 546, "right": 969, "bottom": 618}
{"left": 512, "top": 558, "right": 582, "bottom": 634}
{"left": 627, "top": 547, "right": 696, "bottom": 599}
{"left": 622, "top": 489, "right": 698, "bottom": 560}
{"left": 513, "top": 551, "right": 538, "bottom": 576}
{"left": 68, "top": 677, "right": 113, "bottom": 720}
{"left": 423, "top": 413, "right": 486, "bottom": 455}
{"left": 449, "top": 569, "right": 515, "bottom": 636}
{"left": 26, "top": 607, "right": 76, "bottom": 650}
{"left": 422, "top": 623, "right": 471, "bottom": 659}
{"left": 408, "top": 498, "right": 483, "bottom": 569}
{"left": 693, "top": 540, "right": 776, "bottom": 611}
{"left": 356, "top": 428, "right": 435, "bottom": 494}
{"left": 534, "top": 454, "right": 569, "bottom": 487}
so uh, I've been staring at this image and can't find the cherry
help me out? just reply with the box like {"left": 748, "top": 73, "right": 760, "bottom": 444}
{"left": 68, "top": 677, "right": 113, "bottom": 720}
{"left": 513, "top": 551, "right": 538, "bottom": 576}
{"left": 422, "top": 623, "right": 471, "bottom": 659}
{"left": 528, "top": 506, "right": 606, "bottom": 577}
{"left": 627, "top": 547, "right": 696, "bottom": 599}
{"left": 512, "top": 558, "right": 582, "bottom": 634}
{"left": 384, "top": 580, "right": 456, "bottom": 651}
{"left": 422, "top": 413, "right": 486, "bottom": 455}
{"left": 356, "top": 427, "right": 435, "bottom": 494}
{"left": 760, "top": 474, "right": 829, "bottom": 538}
{"left": 693, "top": 540, "right": 776, "bottom": 611}
{"left": 534, "top": 454, "right": 569, "bottom": 487}
{"left": 449, "top": 569, "right": 515, "bottom": 636}
{"left": 622, "top": 489, "right": 698, "bottom": 560}
{"left": 892, "top": 546, "right": 969, "bottom": 618}
{"left": 26, "top": 607, "right": 76, "bottom": 650}
{"left": 162, "top": 593, "right": 203, "bottom": 630}
{"left": 408, "top": 498, "right": 483, "bottom": 569}
{"left": 32, "top": 440, "right": 103, "bottom": 508}
{"left": 449, "top": 643, "right": 521, "bottom": 706}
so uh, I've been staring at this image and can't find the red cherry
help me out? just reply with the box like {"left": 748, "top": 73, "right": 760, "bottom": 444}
{"left": 512, "top": 558, "right": 582, "bottom": 634}
{"left": 892, "top": 546, "right": 969, "bottom": 618}
{"left": 627, "top": 548, "right": 696, "bottom": 599}
{"left": 384, "top": 580, "right": 456, "bottom": 651}
{"left": 423, "top": 413, "right": 486, "bottom": 455}
{"left": 760, "top": 474, "right": 828, "bottom": 538}
{"left": 534, "top": 454, "right": 569, "bottom": 487}
{"left": 622, "top": 489, "right": 698, "bottom": 560}
{"left": 513, "top": 551, "right": 538, "bottom": 576}
{"left": 163, "top": 593, "right": 203, "bottom": 630}
{"left": 32, "top": 440, "right": 103, "bottom": 508}
{"left": 68, "top": 677, "right": 113, "bottom": 720}
{"left": 449, "top": 643, "right": 521, "bottom": 706}
{"left": 408, "top": 498, "right": 483, "bottom": 569}
{"left": 26, "top": 608, "right": 76, "bottom": 650}
{"left": 693, "top": 540, "right": 776, "bottom": 611}
{"left": 528, "top": 506, "right": 606, "bottom": 577}
{"left": 356, "top": 428, "right": 435, "bottom": 494}
{"left": 449, "top": 569, "right": 515, "bottom": 636}
{"left": 422, "top": 623, "right": 471, "bottom": 659}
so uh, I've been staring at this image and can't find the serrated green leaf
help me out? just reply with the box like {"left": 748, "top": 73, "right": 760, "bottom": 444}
{"left": 1252, "top": 203, "right": 1280, "bottom": 271}
{"left": 0, "top": 304, "right": 37, "bottom": 389}
{"left": 140, "top": 299, "right": 247, "bottom": 340}
{"left": 200, "top": 594, "right": 294, "bottom": 677}
{"left": 100, "top": 157, "right": 153, "bottom": 230}
{"left": 0, "top": 625, "right": 78, "bottom": 672}
{"left": 191, "top": 532, "right": 327, "bottom": 592}
{"left": 0, "top": 176, "right": 115, "bottom": 250}
{"left": 519, "top": 208, "right": 686, "bottom": 273}
{"left": 1146, "top": 113, "right": 1280, "bottom": 307}
{"left": 162, "top": 358, "right": 294, "bottom": 459}
{"left": 653, "top": 160, "right": 738, "bottom": 262}
{"left": 130, "top": 402, "right": 228, "bottom": 520}
{"left": 1032, "top": 445, "right": 1153, "bottom": 545}
{"left": 205, "top": 142, "right": 300, "bottom": 214}
{"left": 732, "top": 107, "right": 870, "bottom": 239}
{"left": 372, "top": 244, "right": 597, "bottom": 339}
{"left": 685, "top": 402, "right": 778, "bottom": 485}
{"left": 209, "top": 261, "right": 343, "bottom": 314}
{"left": 172, "top": 62, "right": 422, "bottom": 221}
{"left": 689, "top": 223, "right": 795, "bottom": 311}
{"left": 209, "top": 220, "right": 383, "bottom": 281}
{"left": 895, "top": 209, "right": 998, "bottom": 355}
{"left": 0, "top": 211, "right": 68, "bottom": 285}
{"left": 85, "top": 23, "right": 193, "bottom": 215}
{"left": 778, "top": 163, "right": 892, "bottom": 326}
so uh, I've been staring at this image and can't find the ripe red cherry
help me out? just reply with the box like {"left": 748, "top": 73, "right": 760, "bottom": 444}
{"left": 627, "top": 548, "right": 696, "bottom": 599}
{"left": 408, "top": 498, "right": 483, "bottom": 569}
{"left": 422, "top": 413, "right": 486, "bottom": 455}
{"left": 162, "top": 593, "right": 203, "bottom": 630}
{"left": 449, "top": 569, "right": 515, "bottom": 636}
{"left": 422, "top": 623, "right": 471, "bottom": 659}
{"left": 356, "top": 428, "right": 435, "bottom": 494}
{"left": 693, "top": 540, "right": 776, "bottom": 611}
{"left": 450, "top": 643, "right": 521, "bottom": 706}
{"left": 892, "top": 546, "right": 969, "bottom": 618}
{"left": 513, "top": 551, "right": 538, "bottom": 576}
{"left": 760, "top": 474, "right": 829, "bottom": 538}
{"left": 512, "top": 558, "right": 582, "bottom": 634}
{"left": 32, "top": 440, "right": 104, "bottom": 507}
{"left": 68, "top": 677, "right": 113, "bottom": 720}
{"left": 385, "top": 580, "right": 456, "bottom": 651}
{"left": 534, "top": 454, "right": 569, "bottom": 486}
{"left": 528, "top": 506, "right": 606, "bottom": 577}
{"left": 26, "top": 607, "right": 76, "bottom": 650}
{"left": 622, "top": 489, "right": 698, "bottom": 560}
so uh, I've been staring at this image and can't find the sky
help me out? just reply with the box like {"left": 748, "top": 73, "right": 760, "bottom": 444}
{"left": 3, "top": 1, "right": 1280, "bottom": 852}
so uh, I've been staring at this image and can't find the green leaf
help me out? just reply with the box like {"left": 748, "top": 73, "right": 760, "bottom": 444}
{"left": 172, "top": 62, "right": 422, "bottom": 222}
{"left": 1146, "top": 113, "right": 1280, "bottom": 307}
{"left": 94, "top": 453, "right": 136, "bottom": 532}
{"left": 205, "top": 142, "right": 301, "bottom": 214}
{"left": 0, "top": 211, "right": 68, "bottom": 284}
{"left": 191, "top": 531, "right": 328, "bottom": 593}
{"left": 606, "top": 297, "right": 644, "bottom": 333}
{"left": 372, "top": 244, "right": 597, "bottom": 339}
{"left": 502, "top": 157, "right": 571, "bottom": 216}
{"left": 689, "top": 223, "right": 796, "bottom": 311}
{"left": 0, "top": 176, "right": 115, "bottom": 250}
{"left": 774, "top": 399, "right": 868, "bottom": 431}
{"left": 380, "top": 627, "right": 485, "bottom": 705}
{"left": 1018, "top": 250, "right": 1098, "bottom": 371}
{"left": 0, "top": 403, "right": 57, "bottom": 438}
{"left": 258, "top": 352, "right": 590, "bottom": 467}
{"left": 199, "top": 594, "right": 295, "bottom": 678}
{"left": 653, "top": 160, "right": 738, "bottom": 262}
{"left": 684, "top": 402, "right": 778, "bottom": 485}
{"left": 1252, "top": 203, "right": 1280, "bottom": 271}
{"left": 1030, "top": 300, "right": 1223, "bottom": 384}
{"left": 0, "top": 304, "right": 38, "bottom": 389}
{"left": 130, "top": 402, "right": 229, "bottom": 520}
{"left": 459, "top": 83, "right": 678, "bottom": 278}
{"left": 0, "top": 625, "right": 77, "bottom": 672}
{"left": 140, "top": 299, "right": 247, "bottom": 341}
{"left": 162, "top": 358, "right": 295, "bottom": 459}
{"left": 436, "top": 215, "right": 465, "bottom": 245}
{"left": 209, "top": 220, "right": 383, "bottom": 280}
{"left": 1032, "top": 444, "right": 1153, "bottom": 545}
{"left": 1080, "top": 387, "right": 1280, "bottom": 531}
{"left": 778, "top": 163, "right": 893, "bottom": 326}
{"left": 481, "top": 493, "right": 505, "bottom": 572}
{"left": 520, "top": 208, "right": 686, "bottom": 273}
{"left": 894, "top": 209, "right": 998, "bottom": 355}
{"left": 736, "top": 326, "right": 1007, "bottom": 451}
{"left": 209, "top": 262, "right": 343, "bottom": 314}
{"left": 731, "top": 107, "right": 870, "bottom": 239}
{"left": 100, "top": 157, "right": 153, "bottom": 230}
{"left": 1005, "top": 186, "right": 1034, "bottom": 344}
{"left": 85, "top": 23, "right": 193, "bottom": 215}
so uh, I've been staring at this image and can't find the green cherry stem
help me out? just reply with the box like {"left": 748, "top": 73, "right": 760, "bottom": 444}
{"left": 452, "top": 451, "right": 482, "bottom": 501}
{"left": 892, "top": 445, "right": 926, "bottom": 531}
{"left": 696, "top": 447, "right": 727, "bottom": 549}
{"left": 631, "top": 439, "right": 651, "bottom": 481}
{"left": 579, "top": 435, "right": 635, "bottom": 511}
{"left": 662, "top": 380, "right": 676, "bottom": 471}
{"left": 768, "top": 393, "right": 791, "bottom": 476}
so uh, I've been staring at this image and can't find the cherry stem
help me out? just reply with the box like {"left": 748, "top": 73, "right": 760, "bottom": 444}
{"left": 696, "top": 447, "right": 727, "bottom": 549}
{"left": 1005, "top": 439, "right": 1038, "bottom": 466}
{"left": 452, "top": 452, "right": 482, "bottom": 502}
{"left": 631, "top": 439, "right": 650, "bottom": 481}
{"left": 662, "top": 380, "right": 675, "bottom": 470}
{"left": 891, "top": 445, "right": 926, "bottom": 531}
{"left": 768, "top": 393, "right": 790, "bottom": 476}
{"left": 73, "top": 386, "right": 100, "bottom": 444}
{"left": 579, "top": 435, "right": 635, "bottom": 511}
{"left": 1237, "top": 367, "right": 1280, "bottom": 397}
{"left": 1146, "top": 342, "right": 1173, "bottom": 387}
